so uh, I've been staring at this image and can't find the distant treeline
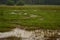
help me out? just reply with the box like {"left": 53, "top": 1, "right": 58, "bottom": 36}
{"left": 0, "top": 0, "right": 60, "bottom": 5}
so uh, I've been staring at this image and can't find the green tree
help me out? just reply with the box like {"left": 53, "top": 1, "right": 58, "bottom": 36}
{"left": 16, "top": 0, "right": 24, "bottom": 5}
{"left": 6, "top": 0, "right": 15, "bottom": 5}
{"left": 0, "top": 0, "right": 7, "bottom": 5}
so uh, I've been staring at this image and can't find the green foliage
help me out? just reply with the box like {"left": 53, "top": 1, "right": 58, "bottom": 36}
{"left": 6, "top": 0, "right": 15, "bottom": 5}
{"left": 5, "top": 0, "right": 24, "bottom": 5}
{"left": 0, "top": 0, "right": 60, "bottom": 5}
{"left": 16, "top": 0, "right": 24, "bottom": 5}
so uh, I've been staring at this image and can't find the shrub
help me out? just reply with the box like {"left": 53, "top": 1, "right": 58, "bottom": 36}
{"left": 6, "top": 0, "right": 15, "bottom": 5}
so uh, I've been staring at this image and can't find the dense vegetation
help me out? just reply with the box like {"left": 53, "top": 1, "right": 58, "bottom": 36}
{"left": 0, "top": 0, "right": 60, "bottom": 5}
{"left": 0, "top": 5, "right": 60, "bottom": 32}
{"left": 0, "top": 0, "right": 24, "bottom": 5}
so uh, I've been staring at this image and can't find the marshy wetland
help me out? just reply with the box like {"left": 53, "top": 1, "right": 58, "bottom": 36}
{"left": 0, "top": 5, "right": 60, "bottom": 40}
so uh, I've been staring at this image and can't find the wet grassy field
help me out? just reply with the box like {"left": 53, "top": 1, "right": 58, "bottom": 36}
{"left": 0, "top": 5, "right": 60, "bottom": 32}
{"left": 0, "top": 37, "right": 21, "bottom": 40}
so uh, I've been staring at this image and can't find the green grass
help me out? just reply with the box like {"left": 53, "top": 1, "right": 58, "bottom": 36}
{"left": 0, "top": 37, "right": 21, "bottom": 40}
{"left": 0, "top": 5, "right": 60, "bottom": 31}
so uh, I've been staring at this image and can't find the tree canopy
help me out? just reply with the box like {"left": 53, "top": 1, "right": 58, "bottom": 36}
{"left": 0, "top": 0, "right": 60, "bottom": 5}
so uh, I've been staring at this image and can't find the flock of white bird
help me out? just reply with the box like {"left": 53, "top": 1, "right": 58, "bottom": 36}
{"left": 0, "top": 28, "right": 44, "bottom": 40}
